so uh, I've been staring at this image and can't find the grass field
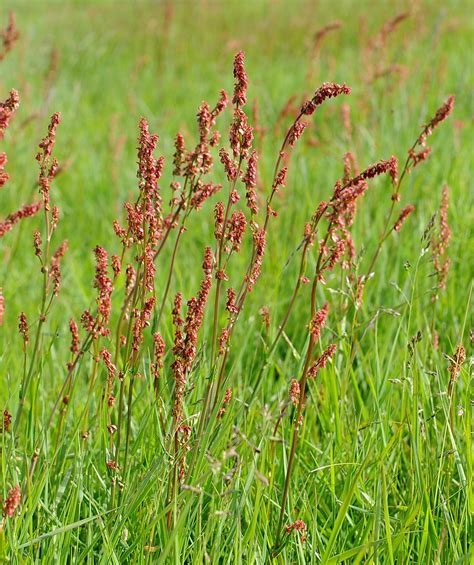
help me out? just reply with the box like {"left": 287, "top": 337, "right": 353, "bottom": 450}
{"left": 0, "top": 1, "right": 472, "bottom": 562}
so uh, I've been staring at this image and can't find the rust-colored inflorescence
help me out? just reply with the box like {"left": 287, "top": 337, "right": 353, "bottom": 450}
{"left": 36, "top": 112, "right": 61, "bottom": 211}
{"left": 431, "top": 186, "right": 451, "bottom": 300}
{"left": 0, "top": 89, "right": 20, "bottom": 139}
{"left": 309, "top": 302, "right": 329, "bottom": 343}
{"left": 289, "top": 378, "right": 300, "bottom": 407}
{"left": 68, "top": 318, "right": 79, "bottom": 355}
{"left": 447, "top": 344, "right": 466, "bottom": 396}
{"left": 308, "top": 343, "right": 337, "bottom": 379}
{"left": 18, "top": 312, "right": 29, "bottom": 346}
{"left": 0, "top": 12, "right": 20, "bottom": 61}
{"left": 2, "top": 409, "right": 12, "bottom": 433}
{"left": 232, "top": 51, "right": 248, "bottom": 107}
{"left": 50, "top": 239, "right": 68, "bottom": 296}
{"left": 418, "top": 95, "right": 455, "bottom": 147}
{"left": 0, "top": 201, "right": 43, "bottom": 239}
{"left": 394, "top": 204, "right": 415, "bottom": 232}
{"left": 285, "top": 519, "right": 307, "bottom": 543}
{"left": 172, "top": 248, "right": 213, "bottom": 425}
{"left": 101, "top": 348, "right": 117, "bottom": 384}
{"left": 217, "top": 387, "right": 232, "bottom": 419}
{"left": 2, "top": 485, "right": 21, "bottom": 518}
{"left": 0, "top": 90, "right": 45, "bottom": 238}
{"left": 0, "top": 287, "right": 4, "bottom": 325}
{"left": 243, "top": 150, "right": 258, "bottom": 215}
{"left": 247, "top": 228, "right": 266, "bottom": 292}
{"left": 151, "top": 332, "right": 166, "bottom": 380}
{"left": 448, "top": 344, "right": 466, "bottom": 380}
{"left": 227, "top": 210, "right": 247, "bottom": 252}
{"left": 131, "top": 297, "right": 155, "bottom": 353}
{"left": 93, "top": 246, "right": 113, "bottom": 335}
{"left": 301, "top": 82, "right": 351, "bottom": 115}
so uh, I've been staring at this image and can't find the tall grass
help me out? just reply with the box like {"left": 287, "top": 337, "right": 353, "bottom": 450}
{"left": 1, "top": 3, "right": 471, "bottom": 562}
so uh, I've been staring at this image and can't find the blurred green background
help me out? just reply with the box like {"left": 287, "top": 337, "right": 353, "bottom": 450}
{"left": 1, "top": 0, "right": 472, "bottom": 387}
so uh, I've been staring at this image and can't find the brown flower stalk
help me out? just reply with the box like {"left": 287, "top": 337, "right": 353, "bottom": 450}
{"left": 0, "top": 12, "right": 19, "bottom": 61}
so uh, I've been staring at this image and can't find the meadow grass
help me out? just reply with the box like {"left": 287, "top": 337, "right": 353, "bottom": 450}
{"left": 0, "top": 1, "right": 472, "bottom": 562}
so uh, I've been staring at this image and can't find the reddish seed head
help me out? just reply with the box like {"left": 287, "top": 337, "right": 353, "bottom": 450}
{"left": 143, "top": 244, "right": 156, "bottom": 293}
{"left": 285, "top": 519, "right": 307, "bottom": 543}
{"left": 93, "top": 246, "right": 113, "bottom": 334}
{"left": 260, "top": 306, "right": 271, "bottom": 330}
{"left": 309, "top": 302, "right": 329, "bottom": 342}
{"left": 227, "top": 210, "right": 247, "bottom": 252}
{"left": 197, "top": 101, "right": 212, "bottom": 143}
{"left": 0, "top": 89, "right": 20, "bottom": 139}
{"left": 301, "top": 82, "right": 351, "bottom": 115}
{"left": 219, "top": 148, "right": 238, "bottom": 181}
{"left": 173, "top": 132, "right": 186, "bottom": 176}
{"left": 137, "top": 117, "right": 161, "bottom": 194}
{"left": 18, "top": 312, "right": 29, "bottom": 346}
{"left": 225, "top": 287, "right": 238, "bottom": 314}
{"left": 438, "top": 186, "right": 451, "bottom": 252}
{"left": 111, "top": 254, "right": 121, "bottom": 278}
{"left": 2, "top": 409, "right": 12, "bottom": 433}
{"left": 243, "top": 150, "right": 258, "bottom": 215}
{"left": 448, "top": 344, "right": 466, "bottom": 382}
{"left": 152, "top": 332, "right": 166, "bottom": 379}
{"left": 309, "top": 343, "right": 337, "bottom": 378}
{"left": 394, "top": 204, "right": 415, "bottom": 232}
{"left": 0, "top": 152, "right": 9, "bottom": 188}
{"left": 132, "top": 297, "right": 156, "bottom": 352}
{"left": 37, "top": 112, "right": 61, "bottom": 162}
{"left": 431, "top": 186, "right": 451, "bottom": 299}
{"left": 191, "top": 181, "right": 221, "bottom": 210}
{"left": 232, "top": 51, "right": 248, "bottom": 107}
{"left": 81, "top": 309, "right": 96, "bottom": 335}
{"left": 289, "top": 378, "right": 300, "bottom": 406}
{"left": 2, "top": 485, "right": 21, "bottom": 518}
{"left": 69, "top": 318, "right": 79, "bottom": 355}
{"left": 351, "top": 156, "right": 399, "bottom": 185}
{"left": 0, "top": 288, "right": 4, "bottom": 325}
{"left": 408, "top": 146, "right": 432, "bottom": 168}
{"left": 214, "top": 201, "right": 225, "bottom": 240}
{"left": 172, "top": 292, "right": 183, "bottom": 330}
{"left": 419, "top": 95, "right": 455, "bottom": 145}
{"left": 288, "top": 121, "right": 308, "bottom": 147}
{"left": 217, "top": 387, "right": 232, "bottom": 419}
{"left": 0, "top": 12, "right": 20, "bottom": 61}
{"left": 343, "top": 151, "right": 358, "bottom": 183}
{"left": 212, "top": 89, "right": 229, "bottom": 119}
{"left": 218, "top": 326, "right": 230, "bottom": 356}
{"left": 33, "top": 230, "right": 42, "bottom": 257}
{"left": 101, "top": 348, "right": 117, "bottom": 383}
{"left": 247, "top": 228, "right": 266, "bottom": 292}
{"left": 273, "top": 166, "right": 288, "bottom": 190}
{"left": 229, "top": 108, "right": 253, "bottom": 159}
{"left": 0, "top": 201, "right": 43, "bottom": 239}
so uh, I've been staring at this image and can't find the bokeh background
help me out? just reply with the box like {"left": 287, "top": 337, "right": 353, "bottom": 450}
{"left": 1, "top": 1, "right": 471, "bottom": 327}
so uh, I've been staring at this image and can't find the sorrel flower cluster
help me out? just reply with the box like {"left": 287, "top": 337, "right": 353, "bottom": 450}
{"left": 0, "top": 90, "right": 45, "bottom": 240}
{"left": 0, "top": 36, "right": 458, "bottom": 558}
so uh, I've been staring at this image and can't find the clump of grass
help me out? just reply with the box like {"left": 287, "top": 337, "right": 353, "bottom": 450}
{"left": 0, "top": 6, "right": 469, "bottom": 562}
